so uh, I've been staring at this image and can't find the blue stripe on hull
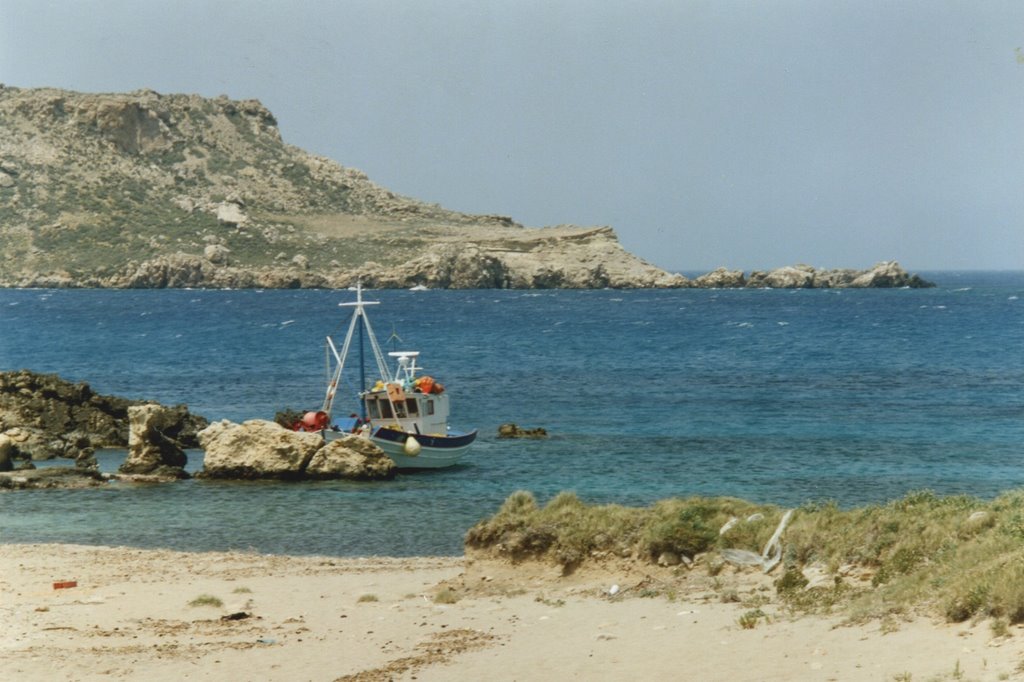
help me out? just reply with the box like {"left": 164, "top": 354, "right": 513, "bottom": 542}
{"left": 371, "top": 427, "right": 477, "bottom": 469}
{"left": 371, "top": 427, "right": 478, "bottom": 450}
{"left": 323, "top": 427, "right": 476, "bottom": 469}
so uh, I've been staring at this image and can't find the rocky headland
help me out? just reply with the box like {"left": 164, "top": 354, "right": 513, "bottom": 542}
{"left": 0, "top": 86, "right": 932, "bottom": 289}
{"left": 0, "top": 86, "right": 681, "bottom": 289}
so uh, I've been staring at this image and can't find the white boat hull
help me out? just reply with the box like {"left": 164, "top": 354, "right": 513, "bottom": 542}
{"left": 325, "top": 426, "right": 476, "bottom": 469}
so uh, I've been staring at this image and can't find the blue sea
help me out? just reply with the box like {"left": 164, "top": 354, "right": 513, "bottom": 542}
{"left": 1, "top": 272, "right": 1022, "bottom": 556}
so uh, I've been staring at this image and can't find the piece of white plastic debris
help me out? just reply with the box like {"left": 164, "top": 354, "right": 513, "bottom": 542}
{"left": 719, "top": 509, "right": 795, "bottom": 573}
{"left": 608, "top": 584, "right": 620, "bottom": 596}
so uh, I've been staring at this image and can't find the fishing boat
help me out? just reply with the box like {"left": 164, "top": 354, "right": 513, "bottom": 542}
{"left": 294, "top": 284, "right": 476, "bottom": 469}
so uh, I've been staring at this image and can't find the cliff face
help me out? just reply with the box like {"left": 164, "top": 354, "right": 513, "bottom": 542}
{"left": 0, "top": 86, "right": 684, "bottom": 289}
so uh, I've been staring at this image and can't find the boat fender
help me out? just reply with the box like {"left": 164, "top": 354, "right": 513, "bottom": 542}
{"left": 297, "top": 411, "right": 329, "bottom": 432}
{"left": 403, "top": 436, "right": 421, "bottom": 456}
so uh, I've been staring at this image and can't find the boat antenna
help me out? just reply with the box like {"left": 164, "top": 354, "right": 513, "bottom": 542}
{"left": 387, "top": 324, "right": 403, "bottom": 353}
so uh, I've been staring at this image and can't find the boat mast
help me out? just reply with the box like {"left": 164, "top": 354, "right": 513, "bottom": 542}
{"left": 357, "top": 308, "right": 366, "bottom": 420}
{"left": 321, "top": 282, "right": 390, "bottom": 417}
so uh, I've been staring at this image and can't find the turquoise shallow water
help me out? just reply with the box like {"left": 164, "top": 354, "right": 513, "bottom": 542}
{"left": 1, "top": 272, "right": 1022, "bottom": 556}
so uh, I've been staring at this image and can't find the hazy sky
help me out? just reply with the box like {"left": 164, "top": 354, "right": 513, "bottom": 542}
{"left": 2, "top": 1, "right": 1022, "bottom": 271}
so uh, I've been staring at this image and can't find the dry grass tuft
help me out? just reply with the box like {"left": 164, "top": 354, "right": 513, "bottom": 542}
{"left": 188, "top": 594, "right": 223, "bottom": 608}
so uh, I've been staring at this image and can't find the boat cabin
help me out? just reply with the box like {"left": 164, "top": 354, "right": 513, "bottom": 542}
{"left": 359, "top": 351, "right": 450, "bottom": 436}
{"left": 362, "top": 387, "right": 450, "bottom": 436}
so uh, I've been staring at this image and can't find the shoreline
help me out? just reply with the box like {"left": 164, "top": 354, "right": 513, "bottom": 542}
{"left": 3, "top": 543, "right": 1021, "bottom": 681}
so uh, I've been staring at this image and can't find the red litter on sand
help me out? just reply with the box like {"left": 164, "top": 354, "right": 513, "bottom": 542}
{"left": 52, "top": 581, "right": 77, "bottom": 590}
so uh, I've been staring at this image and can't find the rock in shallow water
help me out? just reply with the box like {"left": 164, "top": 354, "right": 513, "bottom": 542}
{"left": 119, "top": 403, "right": 190, "bottom": 479}
{"left": 305, "top": 435, "right": 395, "bottom": 480}
{"left": 196, "top": 419, "right": 394, "bottom": 480}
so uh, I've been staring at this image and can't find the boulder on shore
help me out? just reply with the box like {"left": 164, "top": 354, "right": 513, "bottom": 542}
{"left": 119, "top": 404, "right": 190, "bottom": 479}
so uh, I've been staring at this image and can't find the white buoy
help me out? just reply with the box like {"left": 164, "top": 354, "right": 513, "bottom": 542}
{"left": 404, "top": 436, "right": 421, "bottom": 456}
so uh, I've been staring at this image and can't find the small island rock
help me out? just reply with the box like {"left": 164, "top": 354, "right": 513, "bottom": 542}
{"left": 498, "top": 423, "right": 549, "bottom": 439}
{"left": 743, "top": 261, "right": 933, "bottom": 289}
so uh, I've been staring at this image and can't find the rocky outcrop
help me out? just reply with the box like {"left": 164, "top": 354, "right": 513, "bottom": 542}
{"left": 497, "top": 423, "right": 549, "bottom": 439}
{"left": 846, "top": 261, "right": 934, "bottom": 288}
{"left": 686, "top": 261, "right": 933, "bottom": 290}
{"left": 353, "top": 229, "right": 688, "bottom": 290}
{"left": 0, "top": 370, "right": 208, "bottom": 461}
{"left": 119, "top": 404, "right": 190, "bottom": 479}
{"left": 11, "top": 234, "right": 686, "bottom": 291}
{"left": 746, "top": 264, "right": 818, "bottom": 289}
{"left": 692, "top": 267, "right": 746, "bottom": 288}
{"left": 0, "top": 467, "right": 108, "bottom": 490}
{"left": 196, "top": 419, "right": 394, "bottom": 480}
{"left": 743, "top": 261, "right": 933, "bottom": 289}
{"left": 305, "top": 435, "right": 396, "bottom": 480}
{"left": 102, "top": 253, "right": 332, "bottom": 289}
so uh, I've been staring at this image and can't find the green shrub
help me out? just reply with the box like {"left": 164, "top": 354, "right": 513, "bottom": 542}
{"left": 640, "top": 502, "right": 718, "bottom": 559}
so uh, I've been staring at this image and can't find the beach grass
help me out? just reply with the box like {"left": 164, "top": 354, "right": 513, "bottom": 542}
{"left": 467, "top": 488, "right": 1024, "bottom": 623}
{"left": 188, "top": 594, "right": 224, "bottom": 608}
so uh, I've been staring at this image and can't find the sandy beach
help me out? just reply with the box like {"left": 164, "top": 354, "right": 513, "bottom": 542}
{"left": 2, "top": 543, "right": 1022, "bottom": 681}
